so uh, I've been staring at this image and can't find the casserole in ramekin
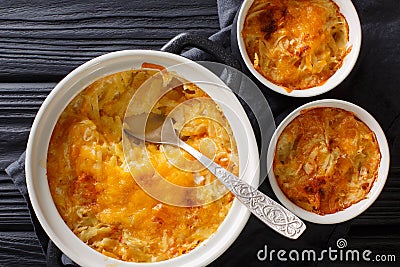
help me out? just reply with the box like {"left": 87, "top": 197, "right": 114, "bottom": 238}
{"left": 237, "top": 0, "right": 362, "bottom": 97}
{"left": 267, "top": 99, "right": 389, "bottom": 224}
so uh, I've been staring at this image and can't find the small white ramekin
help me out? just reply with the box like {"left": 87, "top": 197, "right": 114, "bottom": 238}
{"left": 267, "top": 99, "right": 390, "bottom": 224}
{"left": 237, "top": 0, "right": 362, "bottom": 97}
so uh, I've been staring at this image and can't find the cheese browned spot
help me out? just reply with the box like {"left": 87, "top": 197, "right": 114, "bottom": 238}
{"left": 273, "top": 107, "right": 381, "bottom": 215}
{"left": 242, "top": 0, "right": 351, "bottom": 91}
{"left": 47, "top": 69, "right": 238, "bottom": 262}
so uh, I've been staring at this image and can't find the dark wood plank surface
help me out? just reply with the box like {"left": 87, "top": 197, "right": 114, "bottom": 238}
{"left": 0, "top": 0, "right": 220, "bottom": 82}
{"left": 0, "top": 83, "right": 53, "bottom": 170}
{"left": 0, "top": 0, "right": 399, "bottom": 266}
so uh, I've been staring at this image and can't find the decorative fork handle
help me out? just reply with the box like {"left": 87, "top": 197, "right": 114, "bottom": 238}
{"left": 178, "top": 140, "right": 306, "bottom": 239}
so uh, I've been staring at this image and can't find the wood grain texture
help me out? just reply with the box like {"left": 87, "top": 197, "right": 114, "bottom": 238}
{"left": 352, "top": 174, "right": 400, "bottom": 224}
{"left": 0, "top": 0, "right": 220, "bottom": 82}
{"left": 0, "top": 83, "right": 53, "bottom": 170}
{"left": 0, "top": 231, "right": 45, "bottom": 266}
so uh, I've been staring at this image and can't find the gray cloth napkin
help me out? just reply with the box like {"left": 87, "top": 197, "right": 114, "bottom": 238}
{"left": 5, "top": 0, "right": 352, "bottom": 266}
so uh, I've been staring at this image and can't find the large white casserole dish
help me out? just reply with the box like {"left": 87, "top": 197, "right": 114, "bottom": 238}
{"left": 25, "top": 50, "right": 260, "bottom": 266}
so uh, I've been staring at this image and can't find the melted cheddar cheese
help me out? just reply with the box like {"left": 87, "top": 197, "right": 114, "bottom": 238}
{"left": 242, "top": 0, "right": 351, "bottom": 91}
{"left": 47, "top": 68, "right": 238, "bottom": 262}
{"left": 273, "top": 107, "right": 381, "bottom": 215}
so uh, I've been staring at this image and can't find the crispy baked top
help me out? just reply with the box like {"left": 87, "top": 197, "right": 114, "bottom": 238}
{"left": 273, "top": 107, "right": 381, "bottom": 214}
{"left": 242, "top": 0, "right": 350, "bottom": 91}
{"left": 47, "top": 68, "right": 238, "bottom": 262}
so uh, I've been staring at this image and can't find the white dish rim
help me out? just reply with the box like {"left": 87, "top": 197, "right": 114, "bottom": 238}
{"left": 25, "top": 50, "right": 260, "bottom": 266}
{"left": 267, "top": 99, "right": 390, "bottom": 224}
{"left": 236, "top": 0, "right": 362, "bottom": 97}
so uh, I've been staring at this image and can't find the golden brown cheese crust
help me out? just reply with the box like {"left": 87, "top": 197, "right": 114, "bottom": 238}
{"left": 47, "top": 69, "right": 238, "bottom": 262}
{"left": 273, "top": 107, "right": 381, "bottom": 215}
{"left": 242, "top": 0, "right": 351, "bottom": 91}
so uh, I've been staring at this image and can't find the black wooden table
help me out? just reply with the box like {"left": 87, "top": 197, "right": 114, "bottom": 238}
{"left": 0, "top": 0, "right": 399, "bottom": 266}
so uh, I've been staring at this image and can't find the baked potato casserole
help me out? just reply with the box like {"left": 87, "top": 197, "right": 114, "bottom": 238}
{"left": 273, "top": 107, "right": 381, "bottom": 215}
{"left": 47, "top": 66, "right": 238, "bottom": 262}
{"left": 242, "top": 0, "right": 351, "bottom": 91}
